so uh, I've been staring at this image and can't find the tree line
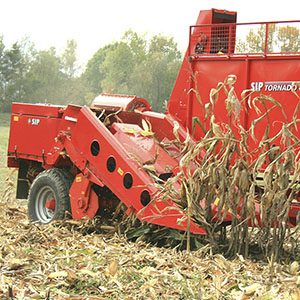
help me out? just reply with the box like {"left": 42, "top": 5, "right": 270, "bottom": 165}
{"left": 0, "top": 30, "right": 182, "bottom": 113}
{"left": 1, "top": 24, "right": 298, "bottom": 114}
{"left": 236, "top": 23, "right": 300, "bottom": 53}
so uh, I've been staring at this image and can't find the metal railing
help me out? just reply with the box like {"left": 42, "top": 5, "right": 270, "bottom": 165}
{"left": 189, "top": 20, "right": 300, "bottom": 57}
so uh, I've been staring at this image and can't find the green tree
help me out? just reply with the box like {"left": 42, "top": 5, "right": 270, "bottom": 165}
{"left": 23, "top": 47, "right": 65, "bottom": 104}
{"left": 127, "top": 35, "right": 181, "bottom": 111}
{"left": 277, "top": 25, "right": 300, "bottom": 52}
{"left": 61, "top": 76, "right": 89, "bottom": 105}
{"left": 18, "top": 36, "right": 37, "bottom": 67}
{"left": 148, "top": 34, "right": 181, "bottom": 61}
{"left": 143, "top": 35, "right": 181, "bottom": 111}
{"left": 60, "top": 39, "right": 88, "bottom": 105}
{"left": 236, "top": 24, "right": 276, "bottom": 53}
{"left": 0, "top": 38, "right": 89, "bottom": 108}
{"left": 0, "top": 32, "right": 182, "bottom": 112}
{"left": 0, "top": 36, "right": 5, "bottom": 104}
{"left": 0, "top": 41, "right": 27, "bottom": 111}
{"left": 235, "top": 24, "right": 300, "bottom": 54}
{"left": 122, "top": 29, "right": 147, "bottom": 64}
{"left": 86, "top": 31, "right": 182, "bottom": 112}
{"left": 0, "top": 36, "right": 4, "bottom": 59}
{"left": 82, "top": 43, "right": 118, "bottom": 103}
{"left": 62, "top": 39, "right": 80, "bottom": 78}
{"left": 101, "top": 41, "right": 134, "bottom": 94}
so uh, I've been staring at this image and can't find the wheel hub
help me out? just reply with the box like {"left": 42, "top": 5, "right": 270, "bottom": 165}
{"left": 35, "top": 185, "right": 56, "bottom": 223}
{"left": 45, "top": 198, "right": 56, "bottom": 211}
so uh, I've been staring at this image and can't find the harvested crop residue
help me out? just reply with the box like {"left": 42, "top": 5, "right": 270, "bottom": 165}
{"left": 0, "top": 198, "right": 300, "bottom": 300}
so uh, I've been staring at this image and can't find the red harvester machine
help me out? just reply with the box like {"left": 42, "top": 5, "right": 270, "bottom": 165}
{"left": 7, "top": 9, "right": 300, "bottom": 233}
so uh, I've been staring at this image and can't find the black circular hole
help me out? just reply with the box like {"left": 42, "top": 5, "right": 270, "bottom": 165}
{"left": 140, "top": 190, "right": 151, "bottom": 206}
{"left": 91, "top": 140, "right": 100, "bottom": 156}
{"left": 123, "top": 173, "right": 133, "bottom": 189}
{"left": 107, "top": 156, "right": 116, "bottom": 172}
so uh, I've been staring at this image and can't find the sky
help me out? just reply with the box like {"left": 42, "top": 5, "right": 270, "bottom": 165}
{"left": 1, "top": 0, "right": 300, "bottom": 67}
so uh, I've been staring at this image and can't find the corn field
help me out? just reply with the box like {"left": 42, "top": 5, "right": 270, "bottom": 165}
{"left": 3, "top": 84, "right": 300, "bottom": 299}
{"left": 2, "top": 77, "right": 300, "bottom": 264}
{"left": 149, "top": 75, "right": 300, "bottom": 262}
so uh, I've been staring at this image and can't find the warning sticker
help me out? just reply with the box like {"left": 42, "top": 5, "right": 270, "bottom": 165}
{"left": 117, "top": 168, "right": 124, "bottom": 176}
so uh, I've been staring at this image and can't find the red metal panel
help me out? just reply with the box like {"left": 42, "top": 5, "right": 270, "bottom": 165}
{"left": 8, "top": 109, "right": 62, "bottom": 161}
{"left": 245, "top": 58, "right": 300, "bottom": 151}
{"left": 171, "top": 56, "right": 300, "bottom": 155}
{"left": 169, "top": 9, "right": 237, "bottom": 125}
{"left": 111, "top": 122, "right": 178, "bottom": 175}
{"left": 69, "top": 173, "right": 99, "bottom": 219}
{"left": 92, "top": 93, "right": 151, "bottom": 112}
{"left": 67, "top": 106, "right": 205, "bottom": 234}
{"left": 11, "top": 102, "right": 64, "bottom": 118}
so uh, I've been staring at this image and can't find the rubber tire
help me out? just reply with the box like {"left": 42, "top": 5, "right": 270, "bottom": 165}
{"left": 28, "top": 168, "right": 73, "bottom": 224}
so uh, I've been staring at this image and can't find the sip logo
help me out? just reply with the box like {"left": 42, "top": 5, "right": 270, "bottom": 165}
{"left": 28, "top": 118, "right": 40, "bottom": 126}
{"left": 251, "top": 82, "right": 264, "bottom": 91}
{"left": 251, "top": 81, "right": 299, "bottom": 92}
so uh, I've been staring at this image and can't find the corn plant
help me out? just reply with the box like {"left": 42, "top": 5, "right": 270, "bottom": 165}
{"left": 156, "top": 76, "right": 300, "bottom": 261}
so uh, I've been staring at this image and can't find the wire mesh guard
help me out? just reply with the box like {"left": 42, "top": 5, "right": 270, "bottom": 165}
{"left": 189, "top": 21, "right": 300, "bottom": 57}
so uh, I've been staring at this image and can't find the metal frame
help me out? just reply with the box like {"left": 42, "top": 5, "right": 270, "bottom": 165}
{"left": 189, "top": 20, "right": 300, "bottom": 58}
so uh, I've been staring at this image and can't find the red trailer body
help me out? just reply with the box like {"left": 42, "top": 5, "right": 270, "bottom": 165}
{"left": 168, "top": 9, "right": 300, "bottom": 149}
{"left": 7, "top": 8, "right": 300, "bottom": 233}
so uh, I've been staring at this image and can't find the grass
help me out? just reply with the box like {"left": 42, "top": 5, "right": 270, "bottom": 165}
{"left": 0, "top": 112, "right": 15, "bottom": 195}
{"left": 0, "top": 112, "right": 11, "bottom": 127}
